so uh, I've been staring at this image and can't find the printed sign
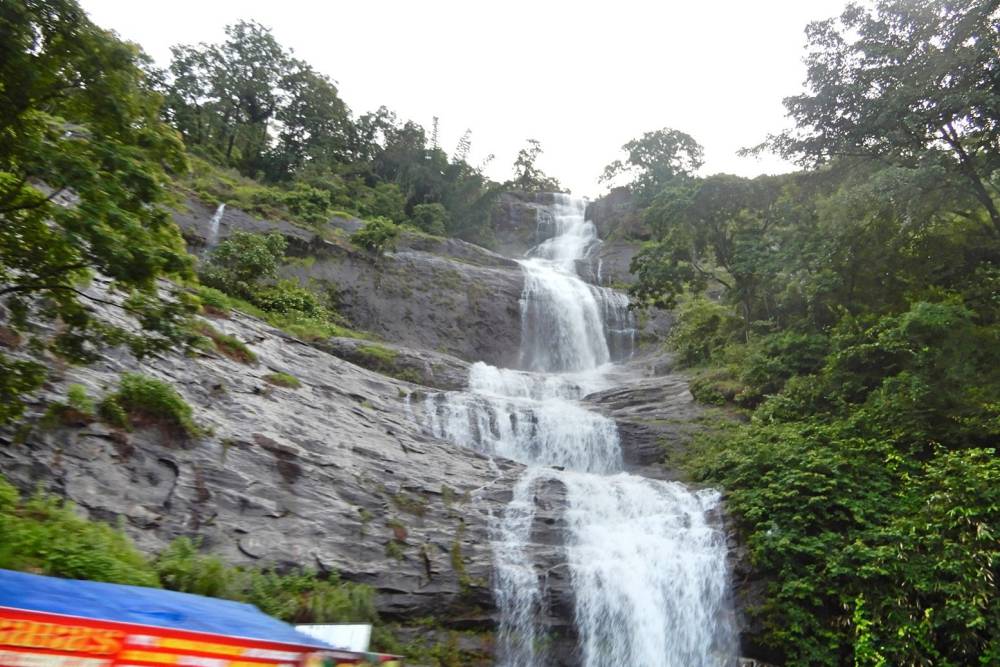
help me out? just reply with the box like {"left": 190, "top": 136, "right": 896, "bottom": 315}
{"left": 0, "top": 607, "right": 323, "bottom": 667}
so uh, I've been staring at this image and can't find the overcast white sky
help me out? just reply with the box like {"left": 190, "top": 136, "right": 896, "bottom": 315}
{"left": 81, "top": 0, "right": 854, "bottom": 197}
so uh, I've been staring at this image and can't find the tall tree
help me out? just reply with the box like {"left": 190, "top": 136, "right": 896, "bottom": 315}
{"left": 768, "top": 0, "right": 1000, "bottom": 234}
{"left": 601, "top": 128, "right": 704, "bottom": 201}
{"left": 510, "top": 139, "right": 563, "bottom": 193}
{"left": 0, "top": 0, "right": 194, "bottom": 424}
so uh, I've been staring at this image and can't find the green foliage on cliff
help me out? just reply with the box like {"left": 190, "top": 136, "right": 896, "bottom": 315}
{"left": 0, "top": 0, "right": 198, "bottom": 426}
{"left": 100, "top": 372, "right": 201, "bottom": 437}
{"left": 162, "top": 21, "right": 506, "bottom": 243}
{"left": 155, "top": 538, "right": 377, "bottom": 623}
{"left": 629, "top": 1, "right": 1000, "bottom": 663}
{"left": 351, "top": 217, "right": 401, "bottom": 255}
{"left": 0, "top": 475, "right": 377, "bottom": 624}
{"left": 0, "top": 476, "right": 160, "bottom": 586}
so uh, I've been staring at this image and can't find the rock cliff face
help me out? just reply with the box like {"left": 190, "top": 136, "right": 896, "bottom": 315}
{"left": 0, "top": 298, "right": 524, "bottom": 625}
{"left": 175, "top": 197, "right": 525, "bottom": 368}
{"left": 1, "top": 193, "right": 763, "bottom": 662}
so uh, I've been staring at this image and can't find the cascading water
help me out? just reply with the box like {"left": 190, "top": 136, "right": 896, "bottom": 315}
{"left": 206, "top": 203, "right": 226, "bottom": 249}
{"left": 418, "top": 193, "right": 736, "bottom": 666}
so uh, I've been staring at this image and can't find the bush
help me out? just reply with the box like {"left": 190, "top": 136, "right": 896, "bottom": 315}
{"left": 0, "top": 474, "right": 377, "bottom": 626}
{"left": 0, "top": 476, "right": 159, "bottom": 587}
{"left": 281, "top": 183, "right": 332, "bottom": 224}
{"left": 100, "top": 373, "right": 200, "bottom": 437}
{"left": 351, "top": 217, "right": 400, "bottom": 256}
{"left": 200, "top": 231, "right": 287, "bottom": 298}
{"left": 155, "top": 537, "right": 376, "bottom": 624}
{"left": 195, "top": 286, "right": 232, "bottom": 317}
{"left": 668, "top": 295, "right": 743, "bottom": 366}
{"left": 411, "top": 203, "right": 449, "bottom": 236}
{"left": 735, "top": 331, "right": 829, "bottom": 407}
{"left": 250, "top": 280, "right": 328, "bottom": 319}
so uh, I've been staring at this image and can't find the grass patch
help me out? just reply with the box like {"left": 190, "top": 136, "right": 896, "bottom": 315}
{"left": 193, "top": 285, "right": 371, "bottom": 342}
{"left": 385, "top": 540, "right": 404, "bottom": 561}
{"left": 0, "top": 476, "right": 159, "bottom": 586}
{"left": 392, "top": 492, "right": 428, "bottom": 517}
{"left": 263, "top": 372, "right": 301, "bottom": 389}
{"left": 191, "top": 320, "right": 257, "bottom": 364}
{"left": 356, "top": 343, "right": 397, "bottom": 366}
{"left": 41, "top": 384, "right": 97, "bottom": 428}
{"left": 99, "top": 373, "right": 201, "bottom": 438}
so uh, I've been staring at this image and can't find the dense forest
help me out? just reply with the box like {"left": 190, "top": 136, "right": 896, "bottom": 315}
{"left": 1, "top": 0, "right": 998, "bottom": 664}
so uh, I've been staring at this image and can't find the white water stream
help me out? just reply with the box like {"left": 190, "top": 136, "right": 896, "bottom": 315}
{"left": 419, "top": 194, "right": 736, "bottom": 666}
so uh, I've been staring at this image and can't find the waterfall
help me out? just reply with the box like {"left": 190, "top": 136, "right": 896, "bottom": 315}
{"left": 417, "top": 193, "right": 736, "bottom": 666}
{"left": 206, "top": 203, "right": 226, "bottom": 249}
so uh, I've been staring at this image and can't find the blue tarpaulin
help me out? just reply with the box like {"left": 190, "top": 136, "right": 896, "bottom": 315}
{"left": 0, "top": 568, "right": 331, "bottom": 647}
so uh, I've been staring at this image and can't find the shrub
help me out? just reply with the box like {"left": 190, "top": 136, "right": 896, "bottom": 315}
{"left": 66, "top": 384, "right": 95, "bottom": 414}
{"left": 42, "top": 384, "right": 97, "bottom": 427}
{"left": 200, "top": 231, "right": 287, "bottom": 298}
{"left": 156, "top": 537, "right": 377, "bottom": 624}
{"left": 411, "top": 203, "right": 449, "bottom": 236}
{"left": 101, "top": 373, "right": 200, "bottom": 437}
{"left": 250, "top": 280, "right": 328, "bottom": 319}
{"left": 0, "top": 476, "right": 159, "bottom": 587}
{"left": 351, "top": 217, "right": 400, "bottom": 255}
{"left": 263, "top": 372, "right": 301, "bottom": 389}
{"left": 195, "top": 286, "right": 232, "bottom": 317}
{"left": 281, "top": 183, "right": 332, "bottom": 224}
{"left": 668, "top": 295, "right": 743, "bottom": 366}
{"left": 154, "top": 537, "right": 235, "bottom": 598}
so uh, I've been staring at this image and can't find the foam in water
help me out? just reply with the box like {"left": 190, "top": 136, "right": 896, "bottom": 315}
{"left": 416, "top": 193, "right": 736, "bottom": 666}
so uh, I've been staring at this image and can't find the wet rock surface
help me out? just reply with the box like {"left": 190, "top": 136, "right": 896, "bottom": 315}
{"left": 585, "top": 359, "right": 704, "bottom": 480}
{"left": 0, "top": 304, "right": 525, "bottom": 625}
{"left": 172, "top": 197, "right": 526, "bottom": 368}
{"left": 316, "top": 337, "right": 471, "bottom": 391}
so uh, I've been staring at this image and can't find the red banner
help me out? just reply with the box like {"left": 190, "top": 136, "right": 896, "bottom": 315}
{"left": 0, "top": 607, "right": 399, "bottom": 667}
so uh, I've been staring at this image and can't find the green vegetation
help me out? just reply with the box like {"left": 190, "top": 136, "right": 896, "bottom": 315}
{"left": 191, "top": 321, "right": 256, "bottom": 363}
{"left": 0, "top": 475, "right": 159, "bottom": 586}
{"left": 0, "top": 0, "right": 198, "bottom": 426}
{"left": 0, "top": 477, "right": 375, "bottom": 624}
{"left": 351, "top": 217, "right": 401, "bottom": 256}
{"left": 195, "top": 231, "right": 367, "bottom": 341}
{"left": 263, "top": 372, "right": 301, "bottom": 389}
{"left": 193, "top": 284, "right": 366, "bottom": 342}
{"left": 155, "top": 538, "right": 376, "bottom": 623}
{"left": 99, "top": 373, "right": 200, "bottom": 438}
{"left": 162, "top": 21, "right": 505, "bottom": 245}
{"left": 41, "top": 383, "right": 98, "bottom": 427}
{"left": 624, "top": 1, "right": 1000, "bottom": 663}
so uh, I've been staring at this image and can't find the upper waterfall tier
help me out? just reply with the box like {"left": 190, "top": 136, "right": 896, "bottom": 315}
{"left": 518, "top": 193, "right": 635, "bottom": 373}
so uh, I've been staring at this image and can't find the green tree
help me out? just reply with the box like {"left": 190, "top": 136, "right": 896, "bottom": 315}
{"left": 199, "top": 231, "right": 287, "bottom": 298}
{"left": 411, "top": 202, "right": 450, "bottom": 236}
{"left": 631, "top": 174, "right": 786, "bottom": 335}
{"left": 767, "top": 0, "right": 1000, "bottom": 235}
{"left": 601, "top": 128, "right": 704, "bottom": 201}
{"left": 0, "top": 0, "right": 195, "bottom": 426}
{"left": 509, "top": 139, "right": 563, "bottom": 192}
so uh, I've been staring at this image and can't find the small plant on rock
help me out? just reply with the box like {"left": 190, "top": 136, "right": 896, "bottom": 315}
{"left": 99, "top": 373, "right": 201, "bottom": 438}
{"left": 263, "top": 372, "right": 301, "bottom": 389}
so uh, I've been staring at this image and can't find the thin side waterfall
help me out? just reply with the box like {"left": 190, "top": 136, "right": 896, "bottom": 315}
{"left": 206, "top": 203, "right": 226, "bottom": 250}
{"left": 416, "top": 193, "right": 736, "bottom": 666}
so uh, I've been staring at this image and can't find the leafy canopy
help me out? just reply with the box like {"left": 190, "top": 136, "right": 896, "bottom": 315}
{"left": 0, "top": 0, "right": 195, "bottom": 425}
{"left": 766, "top": 0, "right": 1000, "bottom": 234}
